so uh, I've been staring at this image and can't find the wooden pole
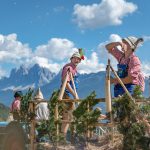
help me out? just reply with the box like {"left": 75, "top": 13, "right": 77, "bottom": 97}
{"left": 56, "top": 70, "right": 69, "bottom": 142}
{"left": 105, "top": 59, "right": 112, "bottom": 113}
{"left": 110, "top": 65, "right": 134, "bottom": 102}
{"left": 29, "top": 102, "right": 35, "bottom": 150}
{"left": 87, "top": 101, "right": 90, "bottom": 138}
{"left": 69, "top": 72, "right": 79, "bottom": 144}
{"left": 70, "top": 72, "right": 79, "bottom": 99}
{"left": 55, "top": 103, "right": 59, "bottom": 140}
{"left": 58, "top": 71, "right": 69, "bottom": 100}
{"left": 105, "top": 59, "right": 114, "bottom": 142}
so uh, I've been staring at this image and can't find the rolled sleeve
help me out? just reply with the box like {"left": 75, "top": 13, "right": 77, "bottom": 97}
{"left": 128, "top": 57, "right": 141, "bottom": 79}
{"left": 62, "top": 66, "right": 71, "bottom": 82}
{"left": 128, "top": 56, "right": 145, "bottom": 91}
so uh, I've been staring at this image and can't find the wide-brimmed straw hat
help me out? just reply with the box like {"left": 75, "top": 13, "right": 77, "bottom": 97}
{"left": 123, "top": 36, "right": 143, "bottom": 50}
{"left": 70, "top": 52, "right": 81, "bottom": 60}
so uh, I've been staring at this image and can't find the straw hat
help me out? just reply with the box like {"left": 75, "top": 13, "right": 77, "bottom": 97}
{"left": 70, "top": 52, "right": 81, "bottom": 60}
{"left": 123, "top": 36, "right": 143, "bottom": 50}
{"left": 34, "top": 88, "right": 44, "bottom": 101}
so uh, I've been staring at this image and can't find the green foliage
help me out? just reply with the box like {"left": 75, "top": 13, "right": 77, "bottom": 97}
{"left": 112, "top": 87, "right": 150, "bottom": 150}
{"left": 140, "top": 104, "right": 150, "bottom": 115}
{"left": 133, "top": 85, "right": 144, "bottom": 99}
{"left": 20, "top": 88, "right": 34, "bottom": 122}
{"left": 112, "top": 94, "right": 137, "bottom": 122}
{"left": 47, "top": 90, "right": 65, "bottom": 142}
{"left": 73, "top": 91, "right": 101, "bottom": 136}
{"left": 36, "top": 121, "right": 49, "bottom": 139}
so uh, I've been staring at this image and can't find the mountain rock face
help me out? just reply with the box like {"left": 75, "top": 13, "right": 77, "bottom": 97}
{"left": 0, "top": 64, "right": 55, "bottom": 90}
{"left": 0, "top": 65, "right": 149, "bottom": 107}
{"left": 0, "top": 64, "right": 56, "bottom": 106}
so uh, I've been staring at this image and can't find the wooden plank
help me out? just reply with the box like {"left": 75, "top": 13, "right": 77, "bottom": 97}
{"left": 59, "top": 98, "right": 106, "bottom": 102}
{"left": 29, "top": 102, "right": 36, "bottom": 150}
{"left": 60, "top": 120, "right": 73, "bottom": 123}
{"left": 94, "top": 122, "right": 118, "bottom": 127}
{"left": 59, "top": 99, "right": 81, "bottom": 102}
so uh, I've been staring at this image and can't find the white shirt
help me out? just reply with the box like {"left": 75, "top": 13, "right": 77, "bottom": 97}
{"left": 35, "top": 102, "right": 49, "bottom": 121}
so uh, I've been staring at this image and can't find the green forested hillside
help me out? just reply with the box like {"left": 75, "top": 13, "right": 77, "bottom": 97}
{"left": 0, "top": 102, "right": 9, "bottom": 121}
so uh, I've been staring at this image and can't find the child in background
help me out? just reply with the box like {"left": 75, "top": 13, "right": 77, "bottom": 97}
{"left": 10, "top": 91, "right": 23, "bottom": 120}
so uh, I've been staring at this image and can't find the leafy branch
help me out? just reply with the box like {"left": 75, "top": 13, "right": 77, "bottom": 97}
{"left": 112, "top": 86, "right": 150, "bottom": 150}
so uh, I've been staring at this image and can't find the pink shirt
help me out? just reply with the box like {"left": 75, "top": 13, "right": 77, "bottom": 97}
{"left": 61, "top": 62, "right": 77, "bottom": 82}
{"left": 10, "top": 98, "right": 21, "bottom": 112}
{"left": 110, "top": 47, "right": 145, "bottom": 92}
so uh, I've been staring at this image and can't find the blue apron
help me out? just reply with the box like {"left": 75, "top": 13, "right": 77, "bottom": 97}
{"left": 114, "top": 64, "right": 135, "bottom": 97}
{"left": 65, "top": 74, "right": 79, "bottom": 98}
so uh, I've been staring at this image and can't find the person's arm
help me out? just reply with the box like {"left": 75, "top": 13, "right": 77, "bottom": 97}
{"left": 111, "top": 75, "right": 132, "bottom": 84}
{"left": 105, "top": 42, "right": 124, "bottom": 62}
{"left": 105, "top": 42, "right": 122, "bottom": 53}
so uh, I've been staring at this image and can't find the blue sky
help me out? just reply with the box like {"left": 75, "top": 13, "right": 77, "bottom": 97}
{"left": 0, "top": 0, "right": 150, "bottom": 77}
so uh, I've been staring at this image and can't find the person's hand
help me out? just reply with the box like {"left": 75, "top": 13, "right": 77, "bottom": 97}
{"left": 110, "top": 77, "right": 117, "bottom": 84}
{"left": 76, "top": 95, "right": 79, "bottom": 99}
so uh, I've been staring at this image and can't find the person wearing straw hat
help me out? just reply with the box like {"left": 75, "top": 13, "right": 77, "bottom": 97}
{"left": 62, "top": 49, "right": 84, "bottom": 99}
{"left": 34, "top": 88, "right": 49, "bottom": 121}
{"left": 105, "top": 36, "right": 145, "bottom": 97}
{"left": 61, "top": 49, "right": 84, "bottom": 138}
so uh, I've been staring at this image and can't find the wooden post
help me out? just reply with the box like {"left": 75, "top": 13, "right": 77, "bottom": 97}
{"left": 87, "top": 101, "right": 90, "bottom": 138}
{"left": 105, "top": 59, "right": 114, "bottom": 143}
{"left": 105, "top": 59, "right": 112, "bottom": 113}
{"left": 57, "top": 70, "right": 69, "bottom": 142}
{"left": 110, "top": 65, "right": 134, "bottom": 102}
{"left": 70, "top": 72, "right": 79, "bottom": 99}
{"left": 29, "top": 102, "right": 35, "bottom": 150}
{"left": 69, "top": 72, "right": 79, "bottom": 144}
{"left": 55, "top": 103, "right": 59, "bottom": 139}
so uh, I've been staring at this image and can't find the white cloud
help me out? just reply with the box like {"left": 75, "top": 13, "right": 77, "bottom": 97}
{"left": 73, "top": 0, "right": 137, "bottom": 29}
{"left": 0, "top": 33, "right": 32, "bottom": 63}
{"left": 143, "top": 36, "right": 150, "bottom": 42}
{"left": 78, "top": 52, "right": 105, "bottom": 74}
{"left": 97, "top": 34, "right": 122, "bottom": 69}
{"left": 0, "top": 34, "right": 78, "bottom": 76}
{"left": 26, "top": 56, "right": 62, "bottom": 73}
{"left": 2, "top": 84, "right": 35, "bottom": 91}
{"left": 35, "top": 38, "right": 77, "bottom": 61}
{"left": 141, "top": 62, "right": 150, "bottom": 77}
{"left": 0, "top": 67, "right": 6, "bottom": 78}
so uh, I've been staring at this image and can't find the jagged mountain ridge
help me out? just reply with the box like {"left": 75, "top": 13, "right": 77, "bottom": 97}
{"left": 0, "top": 64, "right": 56, "bottom": 106}
{"left": 0, "top": 64, "right": 56, "bottom": 90}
